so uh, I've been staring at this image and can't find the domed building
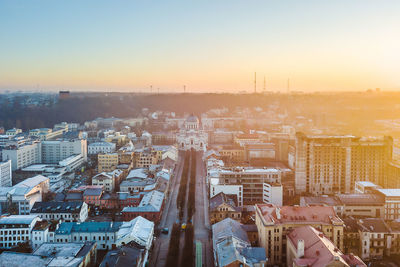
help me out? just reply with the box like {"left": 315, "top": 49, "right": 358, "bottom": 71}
{"left": 176, "top": 115, "right": 208, "bottom": 151}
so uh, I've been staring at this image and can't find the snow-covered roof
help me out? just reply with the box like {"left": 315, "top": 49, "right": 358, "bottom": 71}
{"left": 116, "top": 216, "right": 154, "bottom": 249}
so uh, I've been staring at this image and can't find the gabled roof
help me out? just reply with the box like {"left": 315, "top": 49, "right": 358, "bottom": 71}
{"left": 210, "top": 192, "right": 239, "bottom": 212}
{"left": 116, "top": 216, "right": 154, "bottom": 249}
{"left": 212, "top": 218, "right": 267, "bottom": 267}
{"left": 122, "top": 190, "right": 164, "bottom": 213}
{"left": 288, "top": 226, "right": 366, "bottom": 267}
{"left": 212, "top": 218, "right": 249, "bottom": 246}
{"left": 358, "top": 218, "right": 390, "bottom": 233}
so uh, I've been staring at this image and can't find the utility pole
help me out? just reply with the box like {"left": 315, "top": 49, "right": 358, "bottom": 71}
{"left": 183, "top": 85, "right": 186, "bottom": 93}
{"left": 287, "top": 78, "right": 290, "bottom": 94}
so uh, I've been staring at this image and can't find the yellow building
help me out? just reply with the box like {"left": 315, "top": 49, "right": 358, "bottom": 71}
{"left": 134, "top": 149, "right": 158, "bottom": 168}
{"left": 219, "top": 146, "right": 245, "bottom": 163}
{"left": 255, "top": 204, "right": 345, "bottom": 266}
{"left": 98, "top": 153, "right": 119, "bottom": 173}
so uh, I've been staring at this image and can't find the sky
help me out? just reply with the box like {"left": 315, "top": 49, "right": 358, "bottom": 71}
{"left": 0, "top": 0, "right": 400, "bottom": 93}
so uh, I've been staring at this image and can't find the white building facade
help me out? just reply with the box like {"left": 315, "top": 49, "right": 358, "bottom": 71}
{"left": 2, "top": 142, "right": 42, "bottom": 171}
{"left": 88, "top": 142, "right": 116, "bottom": 155}
{"left": 0, "top": 215, "right": 41, "bottom": 249}
{"left": 176, "top": 115, "right": 208, "bottom": 151}
{"left": 0, "top": 160, "right": 12, "bottom": 187}
{"left": 41, "top": 139, "right": 87, "bottom": 164}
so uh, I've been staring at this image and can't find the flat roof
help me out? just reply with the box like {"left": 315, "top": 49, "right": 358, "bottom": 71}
{"left": 0, "top": 215, "right": 38, "bottom": 225}
{"left": 356, "top": 181, "right": 378, "bottom": 187}
{"left": 376, "top": 189, "right": 400, "bottom": 197}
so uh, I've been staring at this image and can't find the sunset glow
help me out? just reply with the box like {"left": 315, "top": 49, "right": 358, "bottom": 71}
{"left": 1, "top": 0, "right": 399, "bottom": 92}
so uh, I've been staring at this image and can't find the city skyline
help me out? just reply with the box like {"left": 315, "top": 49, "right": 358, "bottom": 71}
{"left": 1, "top": 0, "right": 400, "bottom": 92}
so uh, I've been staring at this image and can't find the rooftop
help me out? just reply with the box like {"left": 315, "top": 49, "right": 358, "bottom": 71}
{"left": 122, "top": 190, "right": 164, "bottom": 213}
{"left": 14, "top": 175, "right": 49, "bottom": 188}
{"left": 100, "top": 246, "right": 143, "bottom": 267}
{"left": 127, "top": 168, "right": 148, "bottom": 180}
{"left": 256, "top": 204, "right": 343, "bottom": 226}
{"left": 0, "top": 215, "right": 39, "bottom": 225}
{"left": 56, "top": 221, "right": 123, "bottom": 235}
{"left": 30, "top": 201, "right": 84, "bottom": 214}
{"left": 288, "top": 226, "right": 366, "bottom": 267}
{"left": 358, "top": 218, "right": 390, "bottom": 233}
{"left": 376, "top": 188, "right": 400, "bottom": 197}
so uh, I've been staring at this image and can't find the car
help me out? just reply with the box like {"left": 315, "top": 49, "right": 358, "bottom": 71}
{"left": 181, "top": 223, "right": 187, "bottom": 230}
{"left": 161, "top": 228, "right": 169, "bottom": 234}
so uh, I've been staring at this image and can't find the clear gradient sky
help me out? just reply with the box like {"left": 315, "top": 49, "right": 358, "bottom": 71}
{"left": 1, "top": 0, "right": 399, "bottom": 93}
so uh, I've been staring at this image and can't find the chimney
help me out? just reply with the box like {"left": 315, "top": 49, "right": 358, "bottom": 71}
{"left": 276, "top": 207, "right": 281, "bottom": 220}
{"left": 297, "top": 239, "right": 305, "bottom": 258}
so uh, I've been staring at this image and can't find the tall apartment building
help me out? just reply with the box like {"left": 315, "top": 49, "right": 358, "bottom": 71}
{"left": 295, "top": 132, "right": 392, "bottom": 195}
{"left": 41, "top": 139, "right": 87, "bottom": 164}
{"left": 255, "top": 204, "right": 345, "bottom": 265}
{"left": 2, "top": 141, "right": 42, "bottom": 170}
{"left": 0, "top": 160, "right": 12, "bottom": 187}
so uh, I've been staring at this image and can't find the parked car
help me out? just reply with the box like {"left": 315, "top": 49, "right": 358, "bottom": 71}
{"left": 161, "top": 228, "right": 169, "bottom": 234}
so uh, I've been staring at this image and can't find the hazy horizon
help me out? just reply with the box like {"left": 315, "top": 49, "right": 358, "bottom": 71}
{"left": 1, "top": 0, "right": 400, "bottom": 93}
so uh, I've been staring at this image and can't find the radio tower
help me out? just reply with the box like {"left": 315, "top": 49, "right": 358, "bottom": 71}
{"left": 287, "top": 78, "right": 290, "bottom": 94}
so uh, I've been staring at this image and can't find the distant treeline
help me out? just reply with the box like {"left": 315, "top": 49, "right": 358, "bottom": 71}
{"left": 0, "top": 93, "right": 278, "bottom": 130}
{"left": 2, "top": 91, "right": 400, "bottom": 131}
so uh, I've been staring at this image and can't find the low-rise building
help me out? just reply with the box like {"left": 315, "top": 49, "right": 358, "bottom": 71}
{"left": 210, "top": 192, "right": 241, "bottom": 224}
{"left": 300, "top": 194, "right": 385, "bottom": 218}
{"left": 92, "top": 169, "right": 124, "bottom": 193}
{"left": 98, "top": 153, "right": 119, "bottom": 173}
{"left": 0, "top": 242, "right": 97, "bottom": 267}
{"left": 0, "top": 175, "right": 50, "bottom": 215}
{"left": 0, "top": 215, "right": 41, "bottom": 249}
{"left": 54, "top": 216, "right": 154, "bottom": 251}
{"left": 358, "top": 218, "right": 391, "bottom": 260}
{"left": 375, "top": 189, "right": 400, "bottom": 220}
{"left": 100, "top": 245, "right": 146, "bottom": 267}
{"left": 255, "top": 204, "right": 345, "bottom": 265}
{"left": 121, "top": 190, "right": 164, "bottom": 223}
{"left": 212, "top": 218, "right": 267, "bottom": 267}
{"left": 30, "top": 201, "right": 88, "bottom": 222}
{"left": 88, "top": 141, "right": 116, "bottom": 155}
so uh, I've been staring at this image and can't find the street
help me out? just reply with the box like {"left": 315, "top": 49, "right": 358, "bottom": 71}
{"left": 194, "top": 151, "right": 213, "bottom": 267}
{"left": 149, "top": 151, "right": 185, "bottom": 267}
{"left": 149, "top": 150, "right": 213, "bottom": 267}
